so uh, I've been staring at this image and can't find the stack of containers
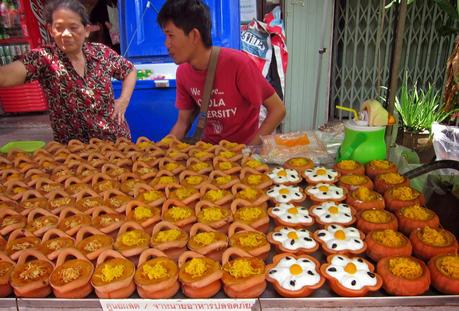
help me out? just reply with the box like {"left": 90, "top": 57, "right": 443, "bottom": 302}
{"left": 113, "top": 0, "right": 241, "bottom": 142}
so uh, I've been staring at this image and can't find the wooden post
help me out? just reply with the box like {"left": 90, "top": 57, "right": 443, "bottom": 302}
{"left": 385, "top": 0, "right": 408, "bottom": 147}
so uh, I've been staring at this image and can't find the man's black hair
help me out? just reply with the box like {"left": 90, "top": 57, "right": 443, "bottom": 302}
{"left": 45, "top": 0, "right": 90, "bottom": 26}
{"left": 157, "top": 0, "right": 213, "bottom": 48}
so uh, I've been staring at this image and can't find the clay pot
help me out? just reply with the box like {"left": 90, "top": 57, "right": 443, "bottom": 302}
{"left": 231, "top": 183, "right": 269, "bottom": 208}
{"left": 125, "top": 201, "right": 161, "bottom": 234}
{"left": 49, "top": 248, "right": 94, "bottom": 298}
{"left": 188, "top": 223, "right": 228, "bottom": 261}
{"left": 240, "top": 168, "right": 274, "bottom": 189}
{"left": 75, "top": 226, "right": 114, "bottom": 261}
{"left": 195, "top": 201, "right": 233, "bottom": 234}
{"left": 58, "top": 207, "right": 92, "bottom": 236}
{"left": 178, "top": 251, "right": 223, "bottom": 298}
{"left": 228, "top": 222, "right": 270, "bottom": 260}
{"left": 161, "top": 199, "right": 197, "bottom": 232}
{"left": 0, "top": 252, "right": 14, "bottom": 297}
{"left": 221, "top": 247, "right": 266, "bottom": 298}
{"left": 208, "top": 170, "right": 240, "bottom": 190}
{"left": 91, "top": 249, "right": 136, "bottom": 298}
{"left": 10, "top": 249, "right": 54, "bottom": 297}
{"left": 40, "top": 228, "right": 74, "bottom": 260}
{"left": 231, "top": 200, "right": 269, "bottom": 233}
{"left": 114, "top": 222, "right": 150, "bottom": 263}
{"left": 0, "top": 208, "right": 26, "bottom": 236}
{"left": 6, "top": 229, "right": 41, "bottom": 260}
{"left": 150, "top": 221, "right": 188, "bottom": 262}
{"left": 135, "top": 248, "right": 179, "bottom": 299}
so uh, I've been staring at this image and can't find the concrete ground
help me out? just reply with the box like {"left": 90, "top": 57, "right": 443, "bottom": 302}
{"left": 0, "top": 111, "right": 53, "bottom": 147}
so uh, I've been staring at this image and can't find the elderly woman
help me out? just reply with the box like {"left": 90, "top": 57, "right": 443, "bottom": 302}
{"left": 0, "top": 0, "right": 136, "bottom": 143}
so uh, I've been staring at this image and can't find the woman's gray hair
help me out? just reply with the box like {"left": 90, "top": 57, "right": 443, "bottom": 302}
{"left": 45, "top": 0, "right": 90, "bottom": 26}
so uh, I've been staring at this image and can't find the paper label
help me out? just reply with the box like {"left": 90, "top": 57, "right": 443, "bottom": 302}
{"left": 100, "top": 299, "right": 257, "bottom": 311}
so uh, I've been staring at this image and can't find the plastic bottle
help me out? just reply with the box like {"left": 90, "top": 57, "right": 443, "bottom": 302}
{"left": 7, "top": 0, "right": 17, "bottom": 29}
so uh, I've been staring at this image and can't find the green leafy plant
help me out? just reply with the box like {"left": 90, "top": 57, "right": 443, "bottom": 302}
{"left": 395, "top": 75, "right": 456, "bottom": 133}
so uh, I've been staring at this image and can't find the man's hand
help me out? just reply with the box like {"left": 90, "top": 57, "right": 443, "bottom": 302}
{"left": 112, "top": 97, "right": 129, "bottom": 124}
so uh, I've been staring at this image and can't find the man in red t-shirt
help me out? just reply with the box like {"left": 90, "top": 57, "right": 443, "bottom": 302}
{"left": 157, "top": 0, "right": 285, "bottom": 145}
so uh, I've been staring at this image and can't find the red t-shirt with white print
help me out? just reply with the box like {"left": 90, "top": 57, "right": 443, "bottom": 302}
{"left": 175, "top": 47, "right": 275, "bottom": 144}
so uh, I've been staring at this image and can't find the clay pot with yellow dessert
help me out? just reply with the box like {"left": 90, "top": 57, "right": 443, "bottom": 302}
{"left": 75, "top": 226, "right": 114, "bottom": 261}
{"left": 240, "top": 167, "right": 274, "bottom": 189}
{"left": 132, "top": 161, "right": 158, "bottom": 181}
{"left": 179, "top": 170, "right": 210, "bottom": 191}
{"left": 338, "top": 175, "right": 374, "bottom": 192}
{"left": 221, "top": 247, "right": 266, "bottom": 298}
{"left": 214, "top": 148, "right": 243, "bottom": 164}
{"left": 188, "top": 223, "right": 228, "bottom": 261}
{"left": 135, "top": 248, "right": 179, "bottom": 298}
{"left": 91, "top": 249, "right": 136, "bottom": 298}
{"left": 114, "top": 221, "right": 150, "bottom": 262}
{"left": 0, "top": 252, "right": 14, "bottom": 297}
{"left": 30, "top": 177, "right": 63, "bottom": 194}
{"left": 150, "top": 171, "right": 181, "bottom": 191}
{"left": 396, "top": 205, "right": 440, "bottom": 235}
{"left": 209, "top": 170, "right": 240, "bottom": 190}
{"left": 219, "top": 140, "right": 246, "bottom": 153}
{"left": 384, "top": 186, "right": 426, "bottom": 212}
{"left": 365, "top": 160, "right": 398, "bottom": 180}
{"left": 200, "top": 184, "right": 234, "bottom": 209}
{"left": 188, "top": 148, "right": 214, "bottom": 162}
{"left": 64, "top": 177, "right": 91, "bottom": 195}
{"left": 231, "top": 184, "right": 269, "bottom": 208}
{"left": 45, "top": 189, "right": 75, "bottom": 215}
{"left": 283, "top": 157, "right": 314, "bottom": 173}
{"left": 118, "top": 173, "right": 143, "bottom": 196}
{"left": 409, "top": 227, "right": 458, "bottom": 261}
{"left": 186, "top": 158, "right": 213, "bottom": 175}
{"left": 10, "top": 249, "right": 54, "bottom": 297}
{"left": 18, "top": 190, "right": 50, "bottom": 215}
{"left": 49, "top": 248, "right": 94, "bottom": 298}
{"left": 125, "top": 200, "right": 160, "bottom": 234}
{"left": 58, "top": 207, "right": 92, "bottom": 236}
{"left": 377, "top": 255, "right": 430, "bottom": 296}
{"left": 428, "top": 254, "right": 459, "bottom": 294}
{"left": 150, "top": 221, "right": 188, "bottom": 261}
{"left": 161, "top": 199, "right": 197, "bottom": 232}
{"left": 228, "top": 222, "right": 270, "bottom": 260}
{"left": 39, "top": 228, "right": 74, "bottom": 260}
{"left": 25, "top": 207, "right": 58, "bottom": 237}
{"left": 213, "top": 159, "right": 242, "bottom": 175}
{"left": 346, "top": 187, "right": 385, "bottom": 211}
{"left": 92, "top": 206, "right": 126, "bottom": 238}
{"left": 6, "top": 229, "right": 41, "bottom": 260}
{"left": 91, "top": 173, "right": 120, "bottom": 193}
{"left": 178, "top": 251, "right": 223, "bottom": 298}
{"left": 74, "top": 189, "right": 106, "bottom": 214}
{"left": 165, "top": 149, "right": 189, "bottom": 162}
{"left": 193, "top": 140, "right": 218, "bottom": 153}
{"left": 0, "top": 208, "right": 26, "bottom": 236}
{"left": 133, "top": 185, "right": 166, "bottom": 208}
{"left": 365, "top": 229, "right": 412, "bottom": 262}
{"left": 159, "top": 158, "right": 186, "bottom": 175}
{"left": 195, "top": 201, "right": 233, "bottom": 233}
{"left": 333, "top": 160, "right": 365, "bottom": 176}
{"left": 356, "top": 209, "right": 398, "bottom": 234}
{"left": 231, "top": 200, "right": 270, "bottom": 233}
{"left": 166, "top": 186, "right": 202, "bottom": 209}
{"left": 374, "top": 172, "right": 410, "bottom": 194}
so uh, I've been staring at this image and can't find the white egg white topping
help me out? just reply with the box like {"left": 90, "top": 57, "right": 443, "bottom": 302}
{"left": 268, "top": 167, "right": 301, "bottom": 184}
{"left": 311, "top": 202, "right": 353, "bottom": 224}
{"left": 304, "top": 167, "right": 338, "bottom": 183}
{"left": 325, "top": 255, "right": 377, "bottom": 290}
{"left": 270, "top": 203, "right": 313, "bottom": 225}
{"left": 315, "top": 224, "right": 364, "bottom": 252}
{"left": 268, "top": 256, "right": 321, "bottom": 291}
{"left": 267, "top": 185, "right": 305, "bottom": 203}
{"left": 306, "top": 183, "right": 345, "bottom": 201}
{"left": 271, "top": 227, "right": 317, "bottom": 251}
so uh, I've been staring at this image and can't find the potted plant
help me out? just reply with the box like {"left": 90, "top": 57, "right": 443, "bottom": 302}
{"left": 394, "top": 74, "right": 456, "bottom": 159}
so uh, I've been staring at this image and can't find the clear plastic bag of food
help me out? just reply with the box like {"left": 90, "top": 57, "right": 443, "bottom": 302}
{"left": 258, "top": 131, "right": 331, "bottom": 165}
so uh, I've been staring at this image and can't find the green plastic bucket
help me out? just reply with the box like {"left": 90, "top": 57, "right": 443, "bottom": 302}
{"left": 337, "top": 121, "right": 387, "bottom": 164}
{"left": 0, "top": 141, "right": 46, "bottom": 154}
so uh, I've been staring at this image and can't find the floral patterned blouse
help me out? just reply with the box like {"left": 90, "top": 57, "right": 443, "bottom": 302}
{"left": 20, "top": 42, "right": 134, "bottom": 143}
